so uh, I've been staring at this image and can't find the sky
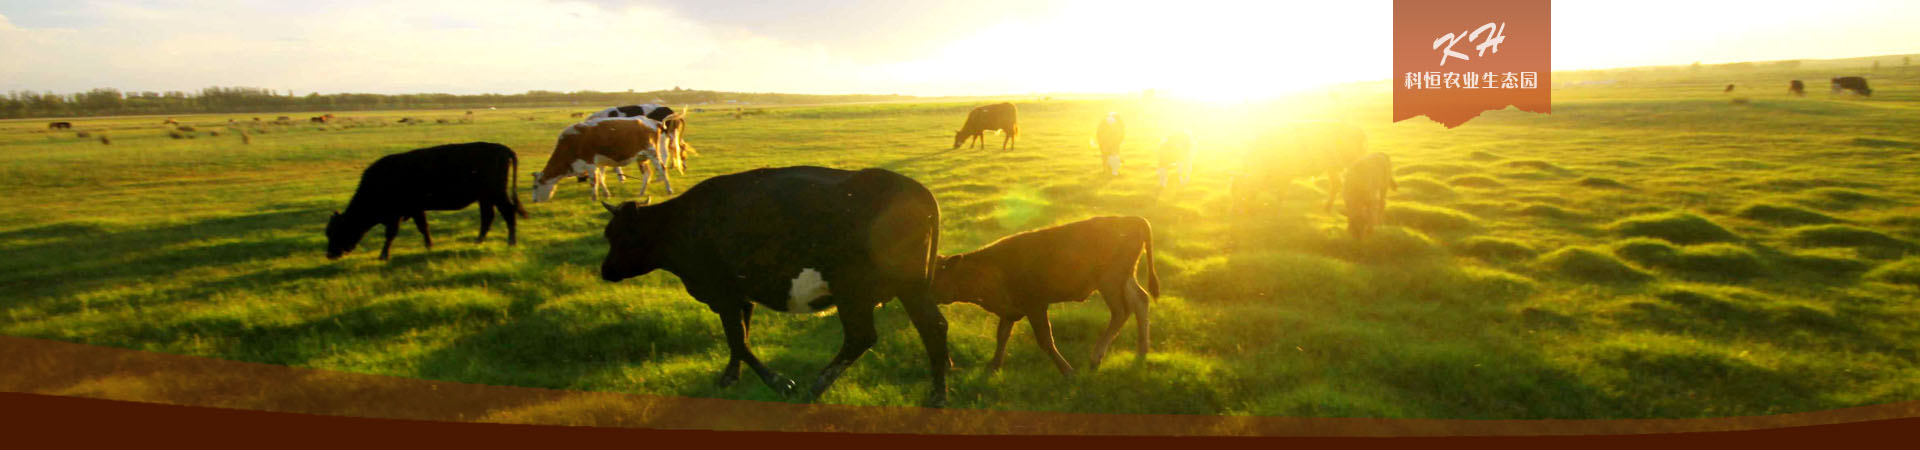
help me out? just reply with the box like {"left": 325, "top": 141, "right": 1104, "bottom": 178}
{"left": 1, "top": 0, "right": 1916, "bottom": 101}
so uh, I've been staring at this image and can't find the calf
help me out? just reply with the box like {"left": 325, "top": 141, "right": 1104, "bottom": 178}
{"left": 1832, "top": 76, "right": 1873, "bottom": 96}
{"left": 326, "top": 142, "right": 526, "bottom": 260}
{"left": 932, "top": 216, "right": 1158, "bottom": 375}
{"left": 953, "top": 102, "right": 1019, "bottom": 150}
{"left": 1158, "top": 130, "right": 1195, "bottom": 187}
{"left": 599, "top": 166, "right": 950, "bottom": 406}
{"left": 1095, "top": 112, "right": 1125, "bottom": 175}
{"left": 531, "top": 117, "right": 668, "bottom": 203}
{"left": 1335, "top": 152, "right": 1397, "bottom": 239}
{"left": 1231, "top": 121, "right": 1368, "bottom": 215}
{"left": 47, "top": 122, "right": 72, "bottom": 130}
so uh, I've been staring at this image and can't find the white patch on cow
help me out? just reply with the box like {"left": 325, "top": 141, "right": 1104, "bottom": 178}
{"left": 530, "top": 175, "right": 557, "bottom": 202}
{"left": 1105, "top": 112, "right": 1118, "bottom": 124}
{"left": 786, "top": 268, "right": 831, "bottom": 314}
{"left": 569, "top": 159, "right": 596, "bottom": 176}
{"left": 1107, "top": 154, "right": 1123, "bottom": 176}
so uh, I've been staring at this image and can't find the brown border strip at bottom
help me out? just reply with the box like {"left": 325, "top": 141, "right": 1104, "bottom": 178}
{"left": 3, "top": 335, "right": 1916, "bottom": 437}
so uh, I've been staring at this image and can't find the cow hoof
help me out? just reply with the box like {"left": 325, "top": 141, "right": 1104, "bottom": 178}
{"left": 766, "top": 375, "right": 797, "bottom": 397}
{"left": 922, "top": 392, "right": 948, "bottom": 409}
{"left": 717, "top": 371, "right": 740, "bottom": 387}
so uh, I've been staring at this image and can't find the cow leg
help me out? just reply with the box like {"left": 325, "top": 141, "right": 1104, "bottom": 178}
{"left": 378, "top": 219, "right": 400, "bottom": 260}
{"left": 476, "top": 202, "right": 495, "bottom": 244}
{"left": 809, "top": 301, "right": 877, "bottom": 399}
{"left": 1324, "top": 172, "right": 1344, "bottom": 212}
{"left": 987, "top": 314, "right": 1019, "bottom": 372}
{"left": 1126, "top": 278, "right": 1153, "bottom": 360}
{"left": 613, "top": 167, "right": 627, "bottom": 183}
{"left": 716, "top": 302, "right": 794, "bottom": 396}
{"left": 1025, "top": 306, "right": 1074, "bottom": 376}
{"left": 652, "top": 154, "right": 674, "bottom": 194}
{"left": 1089, "top": 288, "right": 1134, "bottom": 370}
{"left": 412, "top": 212, "right": 431, "bottom": 250}
{"left": 498, "top": 201, "right": 519, "bottom": 246}
{"left": 899, "top": 287, "right": 950, "bottom": 407}
{"left": 718, "top": 302, "right": 754, "bottom": 387}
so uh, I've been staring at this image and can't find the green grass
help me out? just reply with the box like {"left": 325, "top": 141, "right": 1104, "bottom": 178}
{"left": 7, "top": 62, "right": 1920, "bottom": 420}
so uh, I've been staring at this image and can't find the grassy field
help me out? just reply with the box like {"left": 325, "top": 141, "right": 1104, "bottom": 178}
{"left": 4, "top": 62, "right": 1920, "bottom": 419}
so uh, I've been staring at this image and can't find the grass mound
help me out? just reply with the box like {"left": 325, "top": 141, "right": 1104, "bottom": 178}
{"left": 1612, "top": 239, "right": 1766, "bottom": 279}
{"left": 1394, "top": 176, "right": 1457, "bottom": 200}
{"left": 1384, "top": 204, "right": 1479, "bottom": 233}
{"left": 1864, "top": 258, "right": 1920, "bottom": 287}
{"left": 1455, "top": 237, "right": 1537, "bottom": 262}
{"left": 1536, "top": 247, "right": 1653, "bottom": 283}
{"left": 1467, "top": 151, "right": 1503, "bottom": 161}
{"left": 1734, "top": 203, "right": 1840, "bottom": 226}
{"left": 1397, "top": 163, "right": 1480, "bottom": 177}
{"left": 1849, "top": 137, "right": 1919, "bottom": 150}
{"left": 1447, "top": 175, "right": 1505, "bottom": 189}
{"left": 1576, "top": 177, "right": 1632, "bottom": 189}
{"left": 1781, "top": 250, "right": 1876, "bottom": 278}
{"left": 1795, "top": 188, "right": 1893, "bottom": 212}
{"left": 1609, "top": 211, "right": 1740, "bottom": 244}
{"left": 1503, "top": 160, "right": 1564, "bottom": 172}
{"left": 1786, "top": 225, "right": 1916, "bottom": 255}
{"left": 1514, "top": 203, "right": 1583, "bottom": 220}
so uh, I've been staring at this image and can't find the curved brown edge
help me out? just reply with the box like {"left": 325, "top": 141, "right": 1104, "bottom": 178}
{"left": 3, "top": 335, "right": 1917, "bottom": 437}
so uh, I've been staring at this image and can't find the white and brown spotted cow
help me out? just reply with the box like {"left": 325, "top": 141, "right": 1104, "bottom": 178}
{"left": 530, "top": 117, "right": 669, "bottom": 203}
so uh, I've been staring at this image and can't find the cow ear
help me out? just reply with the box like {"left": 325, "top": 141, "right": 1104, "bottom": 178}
{"left": 601, "top": 201, "right": 617, "bottom": 214}
{"left": 331, "top": 210, "right": 339, "bottom": 218}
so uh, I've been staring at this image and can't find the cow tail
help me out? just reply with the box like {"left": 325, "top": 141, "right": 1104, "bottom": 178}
{"left": 1144, "top": 220, "right": 1160, "bottom": 300}
{"left": 509, "top": 150, "right": 528, "bottom": 218}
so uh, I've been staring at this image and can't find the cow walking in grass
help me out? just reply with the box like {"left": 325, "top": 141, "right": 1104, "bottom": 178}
{"left": 48, "top": 122, "right": 72, "bottom": 130}
{"left": 1832, "top": 76, "right": 1873, "bottom": 96}
{"left": 586, "top": 104, "right": 694, "bottom": 179}
{"left": 932, "top": 216, "right": 1159, "bottom": 375}
{"left": 531, "top": 117, "right": 670, "bottom": 203}
{"left": 1335, "top": 152, "right": 1397, "bottom": 239}
{"left": 954, "top": 102, "right": 1019, "bottom": 150}
{"left": 326, "top": 142, "right": 526, "bottom": 261}
{"left": 598, "top": 166, "right": 951, "bottom": 407}
{"left": 1095, "top": 112, "right": 1125, "bottom": 176}
{"left": 1231, "top": 121, "right": 1369, "bottom": 215}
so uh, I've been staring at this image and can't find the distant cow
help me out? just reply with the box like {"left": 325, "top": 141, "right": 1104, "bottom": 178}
{"left": 276, "top": 116, "right": 291, "bottom": 122}
{"left": 163, "top": 118, "right": 178, "bottom": 125}
{"left": 932, "top": 216, "right": 1158, "bottom": 374}
{"left": 598, "top": 166, "right": 950, "bottom": 406}
{"left": 1231, "top": 121, "right": 1369, "bottom": 214}
{"left": 1335, "top": 152, "right": 1398, "bottom": 239}
{"left": 1789, "top": 80, "right": 1806, "bottom": 96}
{"left": 325, "top": 142, "right": 526, "bottom": 261}
{"left": 1094, "top": 112, "right": 1125, "bottom": 175}
{"left": 570, "top": 112, "right": 586, "bottom": 118}
{"left": 953, "top": 102, "right": 1018, "bottom": 150}
{"left": 47, "top": 122, "right": 71, "bottom": 130}
{"left": 587, "top": 104, "right": 691, "bottom": 178}
{"left": 531, "top": 117, "right": 669, "bottom": 202}
{"left": 1832, "top": 76, "right": 1873, "bottom": 96}
{"left": 1724, "top": 84, "right": 1736, "bottom": 93}
{"left": 1158, "top": 131, "right": 1195, "bottom": 187}
{"left": 310, "top": 116, "right": 328, "bottom": 123}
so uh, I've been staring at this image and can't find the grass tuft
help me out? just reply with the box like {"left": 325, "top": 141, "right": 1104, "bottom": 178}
{"left": 1609, "top": 211, "right": 1739, "bottom": 244}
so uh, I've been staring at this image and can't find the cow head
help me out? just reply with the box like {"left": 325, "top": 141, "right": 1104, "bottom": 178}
{"left": 324, "top": 210, "right": 366, "bottom": 260}
{"left": 530, "top": 172, "right": 558, "bottom": 203}
{"left": 600, "top": 199, "right": 663, "bottom": 282}
{"left": 952, "top": 130, "right": 969, "bottom": 149}
{"left": 928, "top": 254, "right": 991, "bottom": 306}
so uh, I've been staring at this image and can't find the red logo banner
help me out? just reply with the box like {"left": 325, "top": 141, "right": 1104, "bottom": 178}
{"left": 1393, "top": 0, "right": 1551, "bottom": 128}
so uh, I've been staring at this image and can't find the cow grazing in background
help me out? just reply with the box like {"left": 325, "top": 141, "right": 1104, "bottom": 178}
{"left": 1231, "top": 121, "right": 1369, "bottom": 215}
{"left": 598, "top": 166, "right": 951, "bottom": 407}
{"left": 1094, "top": 112, "right": 1125, "bottom": 175}
{"left": 1336, "top": 152, "right": 1398, "bottom": 239}
{"left": 325, "top": 142, "right": 526, "bottom": 261}
{"left": 531, "top": 117, "right": 669, "bottom": 202}
{"left": 932, "top": 216, "right": 1158, "bottom": 374}
{"left": 1724, "top": 84, "right": 1736, "bottom": 93}
{"left": 163, "top": 118, "right": 179, "bottom": 125}
{"left": 47, "top": 122, "right": 72, "bottom": 130}
{"left": 1789, "top": 80, "right": 1806, "bottom": 96}
{"left": 587, "top": 104, "right": 691, "bottom": 179}
{"left": 1832, "top": 76, "right": 1873, "bottom": 96}
{"left": 953, "top": 102, "right": 1018, "bottom": 150}
{"left": 1158, "top": 130, "right": 1195, "bottom": 187}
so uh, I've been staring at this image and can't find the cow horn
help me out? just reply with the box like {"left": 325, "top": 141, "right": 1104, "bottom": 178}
{"left": 601, "top": 201, "right": 617, "bottom": 214}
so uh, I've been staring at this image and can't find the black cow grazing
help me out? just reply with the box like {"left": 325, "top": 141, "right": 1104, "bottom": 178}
{"left": 326, "top": 142, "right": 526, "bottom": 261}
{"left": 47, "top": 122, "right": 72, "bottom": 130}
{"left": 598, "top": 166, "right": 951, "bottom": 407}
{"left": 1832, "top": 76, "right": 1873, "bottom": 96}
{"left": 931, "top": 216, "right": 1158, "bottom": 375}
{"left": 954, "top": 102, "right": 1018, "bottom": 150}
{"left": 1790, "top": 80, "right": 1806, "bottom": 96}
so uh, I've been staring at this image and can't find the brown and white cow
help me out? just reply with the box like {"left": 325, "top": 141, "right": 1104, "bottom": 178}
{"left": 1094, "top": 112, "right": 1125, "bottom": 175}
{"left": 931, "top": 216, "right": 1159, "bottom": 374}
{"left": 1335, "top": 152, "right": 1397, "bottom": 239}
{"left": 1231, "top": 121, "right": 1369, "bottom": 215}
{"left": 587, "top": 104, "right": 693, "bottom": 179}
{"left": 530, "top": 117, "right": 669, "bottom": 203}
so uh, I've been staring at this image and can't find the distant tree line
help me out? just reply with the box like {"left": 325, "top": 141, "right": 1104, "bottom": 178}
{"left": 0, "top": 86, "right": 909, "bottom": 119}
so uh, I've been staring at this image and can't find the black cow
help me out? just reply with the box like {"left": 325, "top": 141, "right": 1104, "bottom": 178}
{"left": 1789, "top": 80, "right": 1806, "bottom": 96}
{"left": 598, "top": 166, "right": 951, "bottom": 407}
{"left": 326, "top": 142, "right": 526, "bottom": 260}
{"left": 1832, "top": 76, "right": 1873, "bottom": 96}
{"left": 48, "top": 122, "right": 72, "bottom": 130}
